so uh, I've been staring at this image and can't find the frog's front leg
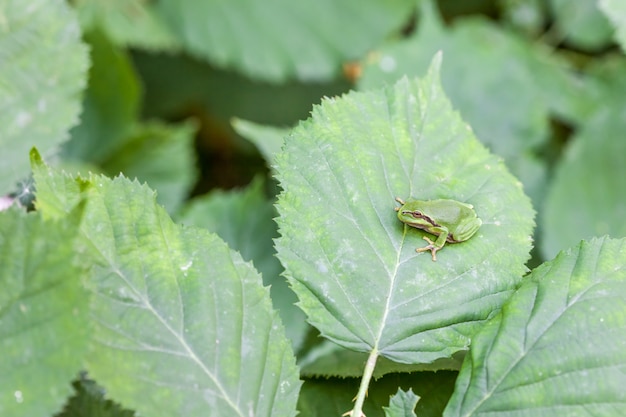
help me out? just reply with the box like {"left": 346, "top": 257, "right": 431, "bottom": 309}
{"left": 415, "top": 226, "right": 448, "bottom": 261}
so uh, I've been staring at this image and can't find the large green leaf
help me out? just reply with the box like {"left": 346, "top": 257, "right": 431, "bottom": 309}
{"left": 154, "top": 0, "right": 414, "bottom": 82}
{"left": 31, "top": 152, "right": 301, "bottom": 417}
{"left": 600, "top": 0, "right": 626, "bottom": 52}
{"left": 0, "top": 0, "right": 88, "bottom": 195}
{"left": 0, "top": 207, "right": 89, "bottom": 416}
{"left": 275, "top": 56, "right": 534, "bottom": 365}
{"left": 541, "top": 107, "right": 626, "bottom": 260}
{"left": 444, "top": 237, "right": 626, "bottom": 416}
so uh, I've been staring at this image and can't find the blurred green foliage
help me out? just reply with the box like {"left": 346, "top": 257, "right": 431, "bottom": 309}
{"left": 2, "top": 0, "right": 626, "bottom": 416}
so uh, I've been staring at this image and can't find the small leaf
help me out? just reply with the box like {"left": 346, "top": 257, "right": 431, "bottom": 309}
{"left": 232, "top": 118, "right": 289, "bottom": 165}
{"left": 275, "top": 56, "right": 534, "bottom": 365}
{"left": 33, "top": 159, "right": 301, "bottom": 417}
{"left": 384, "top": 389, "right": 419, "bottom": 417}
{"left": 444, "top": 237, "right": 626, "bottom": 416}
{"left": 154, "top": 0, "right": 415, "bottom": 82}
{"left": 0, "top": 0, "right": 88, "bottom": 194}
{"left": 0, "top": 207, "right": 89, "bottom": 416}
{"left": 541, "top": 108, "right": 626, "bottom": 259}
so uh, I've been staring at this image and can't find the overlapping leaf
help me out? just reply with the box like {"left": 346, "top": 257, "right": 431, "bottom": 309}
{"left": 177, "top": 178, "right": 307, "bottom": 351}
{"left": 63, "top": 31, "right": 140, "bottom": 163}
{"left": 0, "top": 207, "right": 88, "bottom": 416}
{"left": 275, "top": 56, "right": 534, "bottom": 365}
{"left": 444, "top": 237, "right": 626, "bottom": 416}
{"left": 0, "top": 0, "right": 88, "bottom": 194}
{"left": 359, "top": 1, "right": 561, "bottom": 203}
{"left": 31, "top": 152, "right": 301, "bottom": 417}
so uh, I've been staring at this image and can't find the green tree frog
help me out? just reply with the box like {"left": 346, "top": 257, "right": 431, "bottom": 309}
{"left": 394, "top": 197, "right": 482, "bottom": 261}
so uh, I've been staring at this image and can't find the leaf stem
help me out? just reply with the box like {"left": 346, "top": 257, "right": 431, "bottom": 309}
{"left": 350, "top": 348, "right": 379, "bottom": 417}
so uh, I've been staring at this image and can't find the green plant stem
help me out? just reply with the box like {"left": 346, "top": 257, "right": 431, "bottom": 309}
{"left": 350, "top": 348, "right": 379, "bottom": 417}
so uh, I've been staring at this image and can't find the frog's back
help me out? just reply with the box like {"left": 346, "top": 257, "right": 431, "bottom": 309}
{"left": 423, "top": 199, "right": 473, "bottom": 225}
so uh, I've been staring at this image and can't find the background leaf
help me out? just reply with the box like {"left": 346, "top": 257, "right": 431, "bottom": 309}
{"left": 62, "top": 33, "right": 198, "bottom": 214}
{"left": 231, "top": 118, "right": 288, "bottom": 166}
{"left": 600, "top": 0, "right": 626, "bottom": 52}
{"left": 63, "top": 30, "right": 140, "bottom": 163}
{"left": 444, "top": 237, "right": 626, "bottom": 416}
{"left": 72, "top": 0, "right": 180, "bottom": 51}
{"left": 275, "top": 57, "right": 534, "bottom": 365}
{"left": 383, "top": 389, "right": 419, "bottom": 417}
{"left": 0, "top": 207, "right": 89, "bottom": 416}
{"left": 0, "top": 0, "right": 88, "bottom": 195}
{"left": 154, "top": 0, "right": 415, "bottom": 82}
{"left": 99, "top": 120, "right": 197, "bottom": 213}
{"left": 32, "top": 157, "right": 302, "bottom": 417}
{"left": 177, "top": 177, "right": 308, "bottom": 351}
{"left": 541, "top": 107, "right": 626, "bottom": 259}
{"left": 548, "top": 0, "right": 614, "bottom": 51}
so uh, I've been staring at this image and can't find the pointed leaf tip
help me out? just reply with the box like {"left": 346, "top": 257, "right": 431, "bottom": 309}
{"left": 29, "top": 147, "right": 43, "bottom": 166}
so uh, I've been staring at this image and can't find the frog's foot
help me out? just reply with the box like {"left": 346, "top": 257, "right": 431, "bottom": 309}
{"left": 416, "top": 236, "right": 440, "bottom": 261}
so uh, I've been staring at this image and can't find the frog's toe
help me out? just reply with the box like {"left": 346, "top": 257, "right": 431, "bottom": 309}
{"left": 416, "top": 237, "right": 439, "bottom": 261}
